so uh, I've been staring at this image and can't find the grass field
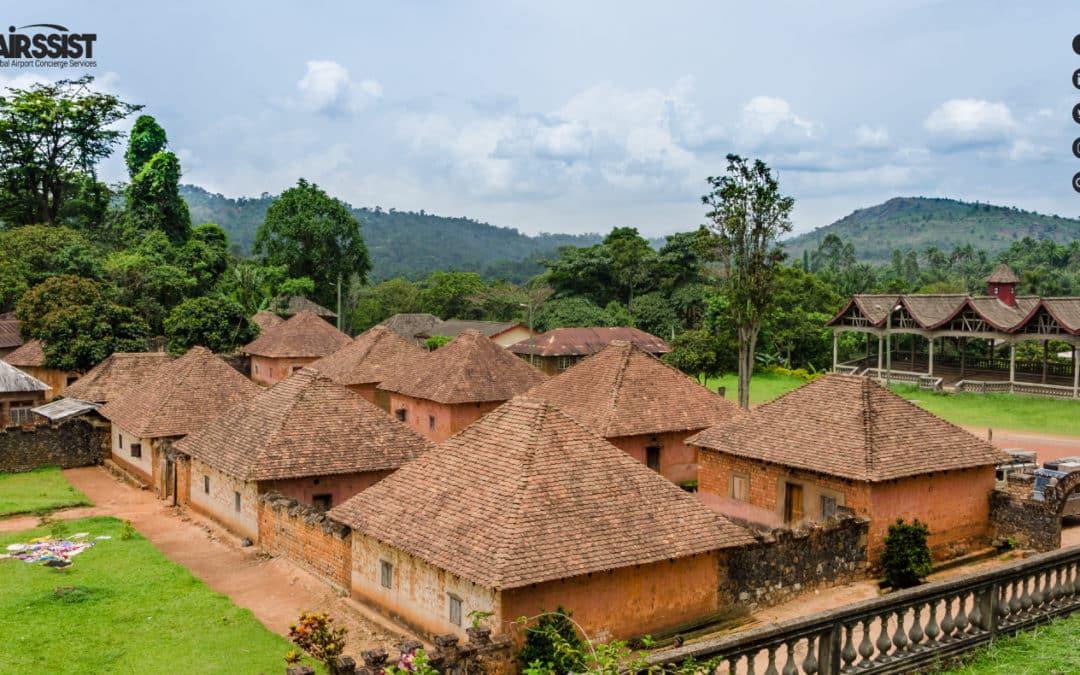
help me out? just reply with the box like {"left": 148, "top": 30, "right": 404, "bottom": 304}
{"left": 945, "top": 614, "right": 1080, "bottom": 674}
{"left": 0, "top": 466, "right": 92, "bottom": 517}
{"left": 0, "top": 516, "right": 317, "bottom": 674}
{"left": 704, "top": 372, "right": 1080, "bottom": 437}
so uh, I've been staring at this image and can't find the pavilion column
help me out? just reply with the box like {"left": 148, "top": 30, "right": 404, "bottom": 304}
{"left": 1009, "top": 344, "right": 1016, "bottom": 388}
{"left": 1042, "top": 339, "right": 1049, "bottom": 384}
{"left": 832, "top": 333, "right": 838, "bottom": 372}
{"left": 960, "top": 337, "right": 966, "bottom": 377}
{"left": 1073, "top": 345, "right": 1078, "bottom": 399}
{"left": 877, "top": 335, "right": 884, "bottom": 373}
{"left": 910, "top": 335, "right": 916, "bottom": 367}
{"left": 928, "top": 337, "right": 935, "bottom": 377}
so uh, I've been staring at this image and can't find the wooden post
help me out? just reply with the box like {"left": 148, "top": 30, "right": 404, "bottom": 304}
{"left": 1042, "top": 339, "right": 1049, "bottom": 384}
{"left": 832, "top": 332, "right": 838, "bottom": 372}
{"left": 1009, "top": 343, "right": 1016, "bottom": 389}
{"left": 1073, "top": 346, "right": 1078, "bottom": 399}
{"left": 877, "top": 335, "right": 884, "bottom": 373}
{"left": 960, "top": 336, "right": 966, "bottom": 377}
{"left": 928, "top": 337, "right": 935, "bottom": 377}
{"left": 911, "top": 335, "right": 916, "bottom": 368}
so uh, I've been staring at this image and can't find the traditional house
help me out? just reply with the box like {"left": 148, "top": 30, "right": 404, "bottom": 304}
{"left": 381, "top": 313, "right": 532, "bottom": 348}
{"left": 61, "top": 352, "right": 173, "bottom": 404}
{"left": 2, "top": 340, "right": 79, "bottom": 402}
{"left": 508, "top": 326, "right": 671, "bottom": 374}
{"left": 380, "top": 313, "right": 443, "bottom": 345}
{"left": 526, "top": 341, "right": 743, "bottom": 484}
{"left": 329, "top": 397, "right": 753, "bottom": 642}
{"left": 308, "top": 325, "right": 424, "bottom": 410}
{"left": 251, "top": 310, "right": 285, "bottom": 333}
{"left": 690, "top": 373, "right": 1010, "bottom": 561}
{"left": 376, "top": 330, "right": 546, "bottom": 442}
{"left": 0, "top": 312, "right": 22, "bottom": 359}
{"left": 173, "top": 368, "right": 433, "bottom": 541}
{"left": 0, "top": 359, "right": 49, "bottom": 427}
{"left": 98, "top": 346, "right": 260, "bottom": 495}
{"left": 272, "top": 295, "right": 337, "bottom": 321}
{"left": 242, "top": 310, "right": 352, "bottom": 386}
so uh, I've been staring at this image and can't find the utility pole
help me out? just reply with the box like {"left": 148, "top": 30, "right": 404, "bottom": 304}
{"left": 520, "top": 302, "right": 535, "bottom": 366}
{"left": 336, "top": 275, "right": 342, "bottom": 332}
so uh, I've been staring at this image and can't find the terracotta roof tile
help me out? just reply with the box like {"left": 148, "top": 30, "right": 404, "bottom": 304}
{"left": 251, "top": 310, "right": 285, "bottom": 332}
{"left": 2, "top": 339, "right": 46, "bottom": 367}
{"left": 329, "top": 397, "right": 753, "bottom": 589}
{"left": 308, "top": 325, "right": 425, "bottom": 387}
{"left": 274, "top": 295, "right": 337, "bottom": 318}
{"left": 689, "top": 374, "right": 1009, "bottom": 482}
{"left": 986, "top": 263, "right": 1020, "bottom": 284}
{"left": 99, "top": 346, "right": 260, "bottom": 438}
{"left": 425, "top": 320, "right": 525, "bottom": 339}
{"left": 526, "top": 341, "right": 744, "bottom": 437}
{"left": 380, "top": 313, "right": 442, "bottom": 342}
{"left": 61, "top": 352, "right": 173, "bottom": 404}
{"left": 242, "top": 311, "right": 352, "bottom": 358}
{"left": 0, "top": 316, "right": 22, "bottom": 349}
{"left": 508, "top": 326, "right": 670, "bottom": 357}
{"left": 174, "top": 368, "right": 433, "bottom": 481}
{"left": 377, "top": 330, "right": 547, "bottom": 404}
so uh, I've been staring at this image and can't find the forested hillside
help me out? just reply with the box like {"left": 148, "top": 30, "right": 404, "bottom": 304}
{"left": 181, "top": 185, "right": 602, "bottom": 282}
{"left": 785, "top": 197, "right": 1080, "bottom": 263}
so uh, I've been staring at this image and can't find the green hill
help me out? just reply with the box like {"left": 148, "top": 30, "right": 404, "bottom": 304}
{"left": 785, "top": 197, "right": 1080, "bottom": 263}
{"left": 180, "top": 185, "right": 602, "bottom": 282}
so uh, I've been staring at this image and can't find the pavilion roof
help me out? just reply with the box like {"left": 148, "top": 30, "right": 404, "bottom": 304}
{"left": 826, "top": 294, "right": 1078, "bottom": 335}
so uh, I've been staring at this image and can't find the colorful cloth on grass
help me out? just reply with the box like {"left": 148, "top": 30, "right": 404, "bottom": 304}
{"left": 7, "top": 539, "right": 96, "bottom": 567}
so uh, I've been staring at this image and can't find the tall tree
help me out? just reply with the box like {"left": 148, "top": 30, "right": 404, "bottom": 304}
{"left": 0, "top": 76, "right": 140, "bottom": 226}
{"left": 702, "top": 154, "right": 794, "bottom": 409}
{"left": 254, "top": 179, "right": 370, "bottom": 309}
{"left": 127, "top": 150, "right": 192, "bottom": 244}
{"left": 164, "top": 296, "right": 258, "bottom": 355}
{"left": 125, "top": 115, "right": 168, "bottom": 177}
{"left": 602, "top": 227, "right": 655, "bottom": 313}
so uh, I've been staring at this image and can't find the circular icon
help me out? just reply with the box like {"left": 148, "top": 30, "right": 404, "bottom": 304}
{"left": 1075, "top": 69, "right": 1080, "bottom": 90}
{"left": 1074, "top": 34, "right": 1080, "bottom": 55}
{"left": 1074, "top": 103, "right": 1080, "bottom": 125}
{"left": 1074, "top": 172, "right": 1080, "bottom": 193}
{"left": 1074, "top": 138, "right": 1080, "bottom": 159}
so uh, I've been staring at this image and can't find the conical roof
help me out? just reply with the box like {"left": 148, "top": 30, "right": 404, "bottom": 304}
{"left": 242, "top": 310, "right": 351, "bottom": 358}
{"left": 309, "top": 325, "right": 424, "bottom": 387}
{"left": 330, "top": 397, "right": 752, "bottom": 589}
{"left": 986, "top": 263, "right": 1019, "bottom": 284}
{"left": 2, "top": 339, "right": 47, "bottom": 367}
{"left": 251, "top": 310, "right": 285, "bottom": 332}
{"left": 61, "top": 352, "right": 173, "bottom": 404}
{"left": 174, "top": 368, "right": 433, "bottom": 481}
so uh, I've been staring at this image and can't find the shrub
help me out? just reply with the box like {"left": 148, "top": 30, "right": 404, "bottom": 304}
{"left": 424, "top": 335, "right": 452, "bottom": 351}
{"left": 518, "top": 607, "right": 587, "bottom": 673}
{"left": 288, "top": 611, "right": 347, "bottom": 664}
{"left": 882, "top": 518, "right": 932, "bottom": 589}
{"left": 120, "top": 520, "right": 136, "bottom": 540}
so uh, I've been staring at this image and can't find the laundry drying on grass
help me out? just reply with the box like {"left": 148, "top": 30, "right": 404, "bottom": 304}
{"left": 3, "top": 535, "right": 99, "bottom": 569}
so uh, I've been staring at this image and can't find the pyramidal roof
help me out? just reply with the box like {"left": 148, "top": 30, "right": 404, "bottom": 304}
{"left": 376, "top": 330, "right": 546, "bottom": 404}
{"left": 99, "top": 346, "right": 260, "bottom": 438}
{"left": 251, "top": 310, "right": 285, "bottom": 332}
{"left": 0, "top": 359, "right": 49, "bottom": 394}
{"left": 242, "top": 310, "right": 352, "bottom": 358}
{"left": 2, "top": 338, "right": 47, "bottom": 368}
{"left": 689, "top": 374, "right": 1009, "bottom": 482}
{"left": 329, "top": 397, "right": 752, "bottom": 589}
{"left": 174, "top": 368, "right": 433, "bottom": 481}
{"left": 61, "top": 352, "right": 173, "bottom": 404}
{"left": 526, "top": 341, "right": 744, "bottom": 437}
{"left": 308, "top": 325, "right": 424, "bottom": 387}
{"left": 986, "top": 263, "right": 1020, "bottom": 284}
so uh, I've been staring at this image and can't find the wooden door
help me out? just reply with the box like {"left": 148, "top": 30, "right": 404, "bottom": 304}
{"left": 784, "top": 483, "right": 804, "bottom": 523}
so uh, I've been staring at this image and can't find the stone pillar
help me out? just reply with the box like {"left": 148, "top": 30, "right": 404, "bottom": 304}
{"left": 1042, "top": 339, "right": 1049, "bottom": 384}
{"left": 1073, "top": 346, "right": 1078, "bottom": 399}
{"left": 832, "top": 333, "right": 838, "bottom": 372}
{"left": 928, "top": 337, "right": 935, "bottom": 377}
{"left": 1009, "top": 343, "right": 1016, "bottom": 388}
{"left": 960, "top": 337, "right": 966, "bottom": 377}
{"left": 877, "top": 335, "right": 883, "bottom": 373}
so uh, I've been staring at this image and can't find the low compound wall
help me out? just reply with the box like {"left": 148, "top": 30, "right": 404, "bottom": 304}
{"left": 989, "top": 487, "right": 1060, "bottom": 552}
{"left": 720, "top": 514, "right": 869, "bottom": 611}
{"left": 257, "top": 491, "right": 352, "bottom": 594}
{"left": 0, "top": 417, "right": 109, "bottom": 473}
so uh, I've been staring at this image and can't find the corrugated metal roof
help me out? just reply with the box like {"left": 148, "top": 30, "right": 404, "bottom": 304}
{"left": 32, "top": 398, "right": 99, "bottom": 422}
{"left": 0, "top": 360, "right": 49, "bottom": 393}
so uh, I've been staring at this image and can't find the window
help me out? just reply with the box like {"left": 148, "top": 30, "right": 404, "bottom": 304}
{"left": 234, "top": 491, "right": 241, "bottom": 512}
{"left": 395, "top": 408, "right": 407, "bottom": 422}
{"left": 448, "top": 594, "right": 462, "bottom": 626}
{"left": 203, "top": 475, "right": 210, "bottom": 494}
{"left": 730, "top": 474, "right": 750, "bottom": 502}
{"left": 312, "top": 494, "right": 332, "bottom": 512}
{"left": 557, "top": 356, "right": 576, "bottom": 371}
{"left": 428, "top": 415, "right": 436, "bottom": 431}
{"left": 66, "top": 375, "right": 79, "bottom": 386}
{"left": 821, "top": 495, "right": 838, "bottom": 519}
{"left": 118, "top": 434, "right": 123, "bottom": 449}
{"left": 254, "top": 364, "right": 259, "bottom": 374}
{"left": 380, "top": 560, "right": 393, "bottom": 589}
{"left": 645, "top": 446, "right": 661, "bottom": 472}
{"left": 130, "top": 443, "right": 142, "bottom": 459}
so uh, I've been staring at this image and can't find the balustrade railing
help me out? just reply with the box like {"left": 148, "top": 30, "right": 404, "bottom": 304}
{"left": 955, "top": 380, "right": 1078, "bottom": 400}
{"left": 646, "top": 546, "right": 1080, "bottom": 674}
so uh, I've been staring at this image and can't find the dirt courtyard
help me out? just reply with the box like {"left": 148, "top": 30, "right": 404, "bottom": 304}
{"left": 0, "top": 466, "right": 413, "bottom": 656}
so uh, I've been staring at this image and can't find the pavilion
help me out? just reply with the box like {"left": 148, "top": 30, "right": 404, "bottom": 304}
{"left": 826, "top": 264, "right": 1080, "bottom": 399}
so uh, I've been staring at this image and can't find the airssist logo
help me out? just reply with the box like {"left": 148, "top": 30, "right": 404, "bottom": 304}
{"left": 0, "top": 24, "right": 97, "bottom": 69}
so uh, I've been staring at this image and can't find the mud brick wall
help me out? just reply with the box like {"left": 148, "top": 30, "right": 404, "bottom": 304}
{"left": 719, "top": 514, "right": 869, "bottom": 611}
{"left": 989, "top": 488, "right": 1060, "bottom": 552}
{"left": 257, "top": 491, "right": 351, "bottom": 593}
{"left": 0, "top": 417, "right": 109, "bottom": 473}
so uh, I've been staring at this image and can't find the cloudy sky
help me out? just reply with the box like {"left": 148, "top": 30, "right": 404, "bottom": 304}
{"left": 11, "top": 1, "right": 1080, "bottom": 236}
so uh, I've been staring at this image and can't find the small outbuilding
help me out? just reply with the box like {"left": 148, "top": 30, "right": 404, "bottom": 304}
{"left": 0, "top": 359, "right": 49, "bottom": 427}
{"left": 243, "top": 310, "right": 352, "bottom": 386}
{"left": 2, "top": 339, "right": 79, "bottom": 401}
{"left": 308, "top": 325, "right": 424, "bottom": 410}
{"left": 508, "top": 326, "right": 671, "bottom": 374}
{"left": 329, "top": 397, "right": 753, "bottom": 642}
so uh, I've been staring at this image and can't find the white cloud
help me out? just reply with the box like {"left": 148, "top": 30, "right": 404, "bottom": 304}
{"left": 855, "top": 124, "right": 889, "bottom": 148}
{"left": 924, "top": 99, "right": 1015, "bottom": 136}
{"left": 295, "top": 60, "right": 382, "bottom": 116}
{"left": 735, "top": 96, "right": 817, "bottom": 152}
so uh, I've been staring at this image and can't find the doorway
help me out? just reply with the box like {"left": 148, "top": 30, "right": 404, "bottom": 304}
{"left": 784, "top": 483, "right": 804, "bottom": 523}
{"left": 645, "top": 446, "right": 661, "bottom": 472}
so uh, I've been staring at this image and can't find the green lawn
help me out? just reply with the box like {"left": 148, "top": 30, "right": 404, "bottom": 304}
{"left": 0, "top": 466, "right": 92, "bottom": 517}
{"left": 944, "top": 614, "right": 1080, "bottom": 674}
{"left": 703, "top": 373, "right": 1080, "bottom": 437}
{"left": 0, "top": 516, "right": 317, "bottom": 674}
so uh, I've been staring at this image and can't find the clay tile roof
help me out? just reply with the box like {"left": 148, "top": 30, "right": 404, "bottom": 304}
{"left": 424, "top": 320, "right": 525, "bottom": 339}
{"left": 986, "top": 263, "right": 1020, "bottom": 284}
{"left": 99, "top": 346, "right": 260, "bottom": 438}
{"left": 0, "top": 359, "right": 49, "bottom": 393}
{"left": 380, "top": 313, "right": 443, "bottom": 342}
{"left": 526, "top": 341, "right": 744, "bottom": 437}
{"left": 967, "top": 296, "right": 1040, "bottom": 331}
{"left": 508, "top": 326, "right": 670, "bottom": 357}
{"left": 60, "top": 352, "right": 173, "bottom": 404}
{"left": 0, "top": 314, "right": 22, "bottom": 349}
{"left": 689, "top": 374, "right": 1009, "bottom": 482}
{"left": 900, "top": 295, "right": 968, "bottom": 328}
{"left": 273, "top": 295, "right": 337, "bottom": 318}
{"left": 308, "top": 325, "right": 425, "bottom": 387}
{"left": 242, "top": 311, "right": 352, "bottom": 358}
{"left": 377, "top": 330, "right": 547, "bottom": 404}
{"left": 329, "top": 397, "right": 753, "bottom": 589}
{"left": 2, "top": 339, "right": 46, "bottom": 367}
{"left": 251, "top": 310, "right": 285, "bottom": 332}
{"left": 174, "top": 368, "right": 434, "bottom": 481}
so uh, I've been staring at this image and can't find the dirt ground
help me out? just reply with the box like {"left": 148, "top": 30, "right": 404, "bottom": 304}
{"left": 0, "top": 466, "right": 413, "bottom": 656}
{"left": 961, "top": 426, "right": 1080, "bottom": 464}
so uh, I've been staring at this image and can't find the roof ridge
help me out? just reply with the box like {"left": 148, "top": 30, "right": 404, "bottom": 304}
{"left": 861, "top": 378, "right": 876, "bottom": 479}
{"left": 491, "top": 402, "right": 544, "bottom": 589}
{"left": 151, "top": 351, "right": 202, "bottom": 427}
{"left": 602, "top": 343, "right": 634, "bottom": 435}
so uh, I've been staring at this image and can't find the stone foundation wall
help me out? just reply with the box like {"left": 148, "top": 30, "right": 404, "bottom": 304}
{"left": 258, "top": 491, "right": 352, "bottom": 593}
{"left": 720, "top": 514, "right": 869, "bottom": 611}
{"left": 989, "top": 488, "right": 1060, "bottom": 552}
{"left": 0, "top": 417, "right": 109, "bottom": 473}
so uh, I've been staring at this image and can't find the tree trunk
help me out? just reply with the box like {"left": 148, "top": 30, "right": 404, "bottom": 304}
{"left": 737, "top": 324, "right": 759, "bottom": 410}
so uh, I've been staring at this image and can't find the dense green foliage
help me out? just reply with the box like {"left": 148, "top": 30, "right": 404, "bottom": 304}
{"left": 0, "top": 467, "right": 92, "bottom": 517}
{"left": 163, "top": 296, "right": 258, "bottom": 355}
{"left": 881, "top": 519, "right": 933, "bottom": 589}
{"left": 518, "top": 608, "right": 588, "bottom": 673}
{"left": 0, "top": 517, "right": 314, "bottom": 674}
{"left": 786, "top": 197, "right": 1080, "bottom": 264}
